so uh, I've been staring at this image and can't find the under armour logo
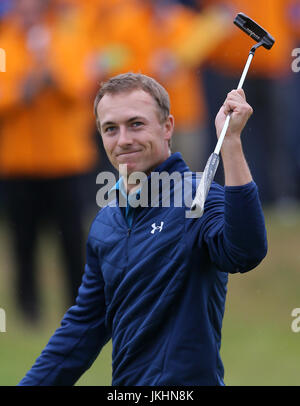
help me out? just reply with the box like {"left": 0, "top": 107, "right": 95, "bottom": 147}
{"left": 151, "top": 222, "right": 164, "bottom": 234}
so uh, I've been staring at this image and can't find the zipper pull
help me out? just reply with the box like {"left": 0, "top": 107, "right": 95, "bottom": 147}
{"left": 127, "top": 228, "right": 131, "bottom": 237}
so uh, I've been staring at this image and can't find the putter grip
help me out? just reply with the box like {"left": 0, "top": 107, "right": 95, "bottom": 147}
{"left": 191, "top": 152, "right": 220, "bottom": 215}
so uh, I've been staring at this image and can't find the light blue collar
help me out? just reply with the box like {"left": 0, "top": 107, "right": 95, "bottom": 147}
{"left": 111, "top": 177, "right": 141, "bottom": 227}
{"left": 111, "top": 177, "right": 141, "bottom": 201}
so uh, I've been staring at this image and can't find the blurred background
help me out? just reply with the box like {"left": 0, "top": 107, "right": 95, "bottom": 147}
{"left": 0, "top": 0, "right": 300, "bottom": 386}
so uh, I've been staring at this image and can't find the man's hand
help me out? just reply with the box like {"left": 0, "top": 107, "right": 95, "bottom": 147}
{"left": 214, "top": 89, "right": 253, "bottom": 186}
{"left": 215, "top": 89, "right": 253, "bottom": 141}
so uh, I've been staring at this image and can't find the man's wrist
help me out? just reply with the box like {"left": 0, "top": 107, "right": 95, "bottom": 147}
{"left": 220, "top": 137, "right": 253, "bottom": 186}
{"left": 220, "top": 134, "right": 242, "bottom": 151}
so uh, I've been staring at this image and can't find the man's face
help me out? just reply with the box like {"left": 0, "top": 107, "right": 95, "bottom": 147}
{"left": 97, "top": 89, "right": 174, "bottom": 177}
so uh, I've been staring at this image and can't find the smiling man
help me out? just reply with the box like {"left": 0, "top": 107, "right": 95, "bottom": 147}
{"left": 94, "top": 75, "right": 175, "bottom": 195}
{"left": 19, "top": 73, "right": 267, "bottom": 386}
{"left": 97, "top": 89, "right": 173, "bottom": 176}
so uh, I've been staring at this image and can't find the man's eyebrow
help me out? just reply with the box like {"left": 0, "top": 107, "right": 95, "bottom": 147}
{"left": 127, "top": 116, "right": 146, "bottom": 123}
{"left": 101, "top": 120, "right": 116, "bottom": 128}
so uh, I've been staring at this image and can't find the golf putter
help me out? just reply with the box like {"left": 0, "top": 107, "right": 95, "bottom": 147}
{"left": 189, "top": 12, "right": 275, "bottom": 217}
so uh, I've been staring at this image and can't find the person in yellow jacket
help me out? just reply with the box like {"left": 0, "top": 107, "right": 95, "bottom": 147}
{"left": 0, "top": 0, "right": 99, "bottom": 324}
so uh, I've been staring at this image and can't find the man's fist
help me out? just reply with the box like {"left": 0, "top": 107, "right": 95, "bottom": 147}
{"left": 215, "top": 89, "right": 253, "bottom": 139}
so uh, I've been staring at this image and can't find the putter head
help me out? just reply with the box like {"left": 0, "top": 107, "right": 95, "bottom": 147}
{"left": 234, "top": 12, "right": 275, "bottom": 50}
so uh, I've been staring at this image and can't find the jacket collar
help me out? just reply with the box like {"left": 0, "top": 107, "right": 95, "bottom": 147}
{"left": 111, "top": 152, "right": 189, "bottom": 196}
{"left": 152, "top": 152, "right": 189, "bottom": 175}
{"left": 107, "top": 152, "right": 190, "bottom": 209}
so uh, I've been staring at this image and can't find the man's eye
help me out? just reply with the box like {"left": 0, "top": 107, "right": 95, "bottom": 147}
{"left": 132, "top": 122, "right": 144, "bottom": 128}
{"left": 105, "top": 126, "right": 117, "bottom": 133}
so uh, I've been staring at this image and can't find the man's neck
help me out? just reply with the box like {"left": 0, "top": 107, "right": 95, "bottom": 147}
{"left": 123, "top": 178, "right": 142, "bottom": 195}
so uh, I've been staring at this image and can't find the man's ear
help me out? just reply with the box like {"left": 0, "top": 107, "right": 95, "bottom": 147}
{"left": 96, "top": 118, "right": 102, "bottom": 135}
{"left": 164, "top": 114, "right": 175, "bottom": 144}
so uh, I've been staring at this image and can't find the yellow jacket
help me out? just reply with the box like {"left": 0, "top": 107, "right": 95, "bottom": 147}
{"left": 0, "top": 6, "right": 98, "bottom": 177}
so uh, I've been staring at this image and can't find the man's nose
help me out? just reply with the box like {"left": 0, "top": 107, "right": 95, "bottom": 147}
{"left": 117, "top": 126, "right": 133, "bottom": 147}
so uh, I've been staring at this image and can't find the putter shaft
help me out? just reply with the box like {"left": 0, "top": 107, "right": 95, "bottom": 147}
{"left": 190, "top": 13, "right": 275, "bottom": 217}
{"left": 214, "top": 52, "right": 254, "bottom": 156}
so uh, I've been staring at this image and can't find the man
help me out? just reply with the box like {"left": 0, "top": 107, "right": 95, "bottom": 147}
{"left": 19, "top": 73, "right": 267, "bottom": 386}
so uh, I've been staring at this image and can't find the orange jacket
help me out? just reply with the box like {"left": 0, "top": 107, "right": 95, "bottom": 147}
{"left": 0, "top": 6, "right": 98, "bottom": 178}
{"left": 200, "top": 0, "right": 295, "bottom": 78}
{"left": 286, "top": 0, "right": 300, "bottom": 39}
{"left": 88, "top": 0, "right": 209, "bottom": 128}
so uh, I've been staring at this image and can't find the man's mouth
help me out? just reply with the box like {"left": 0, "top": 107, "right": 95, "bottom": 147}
{"left": 116, "top": 150, "right": 142, "bottom": 158}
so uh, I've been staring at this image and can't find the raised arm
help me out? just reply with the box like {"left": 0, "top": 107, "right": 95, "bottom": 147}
{"left": 215, "top": 88, "right": 253, "bottom": 186}
{"left": 194, "top": 89, "right": 267, "bottom": 273}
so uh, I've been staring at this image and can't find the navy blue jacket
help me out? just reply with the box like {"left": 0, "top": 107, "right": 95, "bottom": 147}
{"left": 19, "top": 152, "right": 267, "bottom": 386}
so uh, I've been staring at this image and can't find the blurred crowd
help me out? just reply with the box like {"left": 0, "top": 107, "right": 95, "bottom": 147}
{"left": 0, "top": 0, "right": 299, "bottom": 325}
